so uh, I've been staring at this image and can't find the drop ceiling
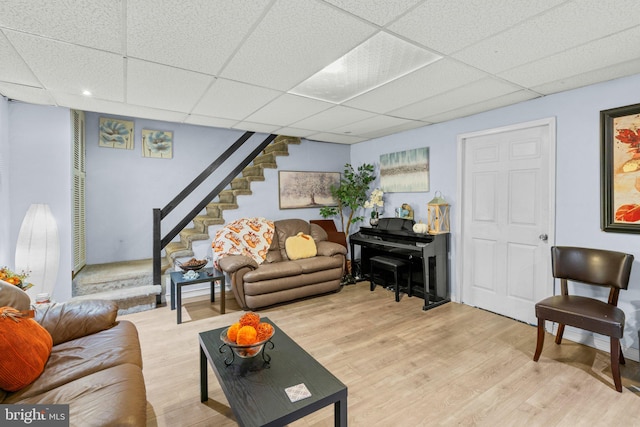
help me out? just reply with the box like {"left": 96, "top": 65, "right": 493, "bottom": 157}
{"left": 1, "top": 0, "right": 639, "bottom": 144}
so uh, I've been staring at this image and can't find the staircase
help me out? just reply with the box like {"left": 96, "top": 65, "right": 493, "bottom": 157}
{"left": 71, "top": 135, "right": 301, "bottom": 314}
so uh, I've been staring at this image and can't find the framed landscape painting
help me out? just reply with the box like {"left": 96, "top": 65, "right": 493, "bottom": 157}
{"left": 601, "top": 102, "right": 640, "bottom": 233}
{"left": 279, "top": 171, "right": 340, "bottom": 209}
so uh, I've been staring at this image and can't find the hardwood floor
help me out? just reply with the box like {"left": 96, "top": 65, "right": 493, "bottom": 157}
{"left": 121, "top": 283, "right": 640, "bottom": 426}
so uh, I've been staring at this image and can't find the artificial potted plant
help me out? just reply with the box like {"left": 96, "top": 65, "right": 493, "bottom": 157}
{"left": 319, "top": 163, "right": 376, "bottom": 282}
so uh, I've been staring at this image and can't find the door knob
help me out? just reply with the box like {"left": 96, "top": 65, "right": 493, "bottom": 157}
{"left": 539, "top": 234, "right": 548, "bottom": 242}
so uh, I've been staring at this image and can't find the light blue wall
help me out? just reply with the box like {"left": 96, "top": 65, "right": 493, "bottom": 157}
{"left": 7, "top": 102, "right": 73, "bottom": 302}
{"left": 0, "top": 96, "right": 9, "bottom": 265}
{"left": 84, "top": 113, "right": 350, "bottom": 264}
{"left": 350, "top": 72, "right": 640, "bottom": 353}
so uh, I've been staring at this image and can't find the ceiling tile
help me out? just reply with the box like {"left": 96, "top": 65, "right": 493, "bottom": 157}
{"left": 245, "top": 94, "right": 333, "bottom": 126}
{"left": 0, "top": 31, "right": 39, "bottom": 87}
{"left": 307, "top": 132, "right": 367, "bottom": 144}
{"left": 127, "top": 59, "right": 213, "bottom": 112}
{"left": 5, "top": 31, "right": 124, "bottom": 102}
{"left": 453, "top": 0, "right": 640, "bottom": 74}
{"left": 360, "top": 120, "right": 430, "bottom": 139}
{"left": 345, "top": 58, "right": 488, "bottom": 113}
{"left": 184, "top": 114, "right": 238, "bottom": 129}
{"left": 127, "top": 0, "right": 271, "bottom": 74}
{"left": 220, "top": 0, "right": 377, "bottom": 91}
{"left": 192, "top": 78, "right": 281, "bottom": 120}
{"left": 53, "top": 92, "right": 189, "bottom": 123}
{"left": 268, "top": 127, "right": 317, "bottom": 138}
{"left": 388, "top": 0, "right": 565, "bottom": 54}
{"left": 499, "top": 26, "right": 640, "bottom": 88}
{"left": 291, "top": 106, "right": 377, "bottom": 131}
{"left": 232, "top": 121, "right": 281, "bottom": 134}
{"left": 332, "top": 114, "right": 413, "bottom": 135}
{"left": 532, "top": 58, "right": 640, "bottom": 95}
{"left": 391, "top": 77, "right": 524, "bottom": 120}
{"left": 422, "top": 90, "right": 539, "bottom": 123}
{"left": 322, "top": 0, "right": 422, "bottom": 26}
{"left": 0, "top": 0, "right": 123, "bottom": 52}
{"left": 0, "top": 82, "right": 54, "bottom": 105}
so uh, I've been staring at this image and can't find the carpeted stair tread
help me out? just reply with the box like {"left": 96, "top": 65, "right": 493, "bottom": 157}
{"left": 72, "top": 285, "right": 162, "bottom": 316}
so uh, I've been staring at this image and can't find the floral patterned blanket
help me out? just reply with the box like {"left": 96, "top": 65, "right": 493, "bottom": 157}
{"left": 211, "top": 217, "right": 274, "bottom": 270}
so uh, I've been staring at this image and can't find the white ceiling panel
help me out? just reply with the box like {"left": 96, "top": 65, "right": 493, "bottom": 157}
{"left": 193, "top": 78, "right": 281, "bottom": 120}
{"left": 499, "top": 25, "right": 640, "bottom": 88}
{"left": 127, "top": 59, "right": 213, "bottom": 112}
{"left": 332, "top": 115, "right": 414, "bottom": 135}
{"left": 453, "top": 0, "right": 640, "bottom": 74}
{"left": 232, "top": 121, "right": 281, "bottom": 134}
{"left": 422, "top": 90, "right": 539, "bottom": 123}
{"left": 307, "top": 132, "right": 367, "bottom": 144}
{"left": 5, "top": 31, "right": 124, "bottom": 102}
{"left": 184, "top": 114, "right": 238, "bottom": 129}
{"left": 392, "top": 77, "right": 524, "bottom": 120}
{"left": 322, "top": 0, "right": 423, "bottom": 27}
{"left": 0, "top": 83, "right": 54, "bottom": 106}
{"left": 345, "top": 58, "right": 488, "bottom": 113}
{"left": 2, "top": 1, "right": 640, "bottom": 144}
{"left": 127, "top": 0, "right": 271, "bottom": 74}
{"left": 388, "top": 0, "right": 565, "bottom": 54}
{"left": 532, "top": 58, "right": 640, "bottom": 95}
{"left": 291, "top": 106, "right": 377, "bottom": 131}
{"left": 245, "top": 94, "right": 333, "bottom": 127}
{"left": 0, "top": 0, "right": 123, "bottom": 52}
{"left": 0, "top": 31, "right": 39, "bottom": 87}
{"left": 220, "top": 0, "right": 377, "bottom": 91}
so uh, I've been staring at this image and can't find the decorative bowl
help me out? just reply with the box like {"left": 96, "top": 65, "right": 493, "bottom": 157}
{"left": 177, "top": 258, "right": 207, "bottom": 272}
{"left": 219, "top": 327, "right": 275, "bottom": 359}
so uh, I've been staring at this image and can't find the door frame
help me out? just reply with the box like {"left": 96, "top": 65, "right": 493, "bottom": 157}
{"left": 455, "top": 117, "right": 557, "bottom": 308}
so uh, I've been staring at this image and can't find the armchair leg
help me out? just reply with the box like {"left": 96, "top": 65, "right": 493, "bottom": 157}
{"left": 554, "top": 323, "right": 565, "bottom": 345}
{"left": 610, "top": 338, "right": 623, "bottom": 392}
{"left": 533, "top": 318, "right": 545, "bottom": 361}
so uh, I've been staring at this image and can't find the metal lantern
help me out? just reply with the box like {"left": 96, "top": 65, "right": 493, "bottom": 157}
{"left": 427, "top": 191, "right": 450, "bottom": 234}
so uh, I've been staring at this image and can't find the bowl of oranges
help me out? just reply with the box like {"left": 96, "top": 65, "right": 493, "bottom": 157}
{"left": 220, "top": 312, "right": 275, "bottom": 359}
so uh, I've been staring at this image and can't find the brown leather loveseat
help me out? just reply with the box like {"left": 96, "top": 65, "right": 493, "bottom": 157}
{"left": 0, "top": 281, "right": 147, "bottom": 426}
{"left": 218, "top": 218, "right": 347, "bottom": 310}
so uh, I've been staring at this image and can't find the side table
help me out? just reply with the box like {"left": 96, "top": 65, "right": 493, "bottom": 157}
{"left": 170, "top": 267, "right": 225, "bottom": 324}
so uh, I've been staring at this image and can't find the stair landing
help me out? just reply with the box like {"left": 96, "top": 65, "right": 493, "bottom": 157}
{"left": 72, "top": 259, "right": 163, "bottom": 315}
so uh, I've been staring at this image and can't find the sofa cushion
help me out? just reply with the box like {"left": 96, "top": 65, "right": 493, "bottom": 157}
{"left": 243, "top": 261, "right": 303, "bottom": 282}
{"left": 293, "top": 256, "right": 343, "bottom": 273}
{"left": 0, "top": 307, "right": 53, "bottom": 392}
{"left": 5, "top": 320, "right": 142, "bottom": 401}
{"left": 285, "top": 232, "right": 317, "bottom": 260}
{"left": 3, "top": 363, "right": 147, "bottom": 426}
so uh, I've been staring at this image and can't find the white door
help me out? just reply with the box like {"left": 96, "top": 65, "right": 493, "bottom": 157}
{"left": 458, "top": 118, "right": 555, "bottom": 325}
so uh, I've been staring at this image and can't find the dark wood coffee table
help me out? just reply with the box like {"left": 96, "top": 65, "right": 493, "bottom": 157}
{"left": 199, "top": 318, "right": 348, "bottom": 426}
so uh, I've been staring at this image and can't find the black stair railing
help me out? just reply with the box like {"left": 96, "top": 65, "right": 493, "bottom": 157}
{"left": 153, "top": 131, "right": 277, "bottom": 300}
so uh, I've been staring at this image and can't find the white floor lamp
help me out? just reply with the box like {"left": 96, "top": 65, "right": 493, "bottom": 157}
{"left": 15, "top": 204, "right": 60, "bottom": 300}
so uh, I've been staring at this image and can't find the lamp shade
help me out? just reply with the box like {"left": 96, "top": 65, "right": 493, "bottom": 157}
{"left": 14, "top": 204, "right": 60, "bottom": 299}
{"left": 427, "top": 191, "right": 450, "bottom": 235}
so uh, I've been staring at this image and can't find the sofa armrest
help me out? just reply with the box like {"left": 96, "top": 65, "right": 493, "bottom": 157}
{"left": 218, "top": 255, "right": 259, "bottom": 274}
{"left": 35, "top": 299, "right": 118, "bottom": 346}
{"left": 316, "top": 241, "right": 348, "bottom": 257}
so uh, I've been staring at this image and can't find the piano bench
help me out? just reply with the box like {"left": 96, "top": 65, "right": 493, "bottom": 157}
{"left": 369, "top": 256, "right": 412, "bottom": 302}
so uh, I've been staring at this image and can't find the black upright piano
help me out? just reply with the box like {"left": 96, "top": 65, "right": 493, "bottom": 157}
{"left": 349, "top": 217, "right": 450, "bottom": 311}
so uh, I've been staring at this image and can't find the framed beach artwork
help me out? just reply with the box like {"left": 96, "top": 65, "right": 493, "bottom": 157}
{"left": 142, "top": 129, "right": 173, "bottom": 159}
{"left": 380, "top": 147, "right": 429, "bottom": 193}
{"left": 279, "top": 171, "right": 340, "bottom": 209}
{"left": 601, "top": 102, "right": 640, "bottom": 233}
{"left": 99, "top": 118, "right": 134, "bottom": 149}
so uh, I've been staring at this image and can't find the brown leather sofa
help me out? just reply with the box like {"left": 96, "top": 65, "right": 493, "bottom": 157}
{"left": 0, "top": 281, "right": 146, "bottom": 426}
{"left": 218, "top": 218, "right": 347, "bottom": 310}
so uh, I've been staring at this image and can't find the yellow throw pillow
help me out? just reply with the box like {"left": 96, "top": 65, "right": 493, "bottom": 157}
{"left": 285, "top": 232, "right": 317, "bottom": 260}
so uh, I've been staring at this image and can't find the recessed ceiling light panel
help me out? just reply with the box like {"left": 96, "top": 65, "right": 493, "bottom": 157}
{"left": 290, "top": 32, "right": 442, "bottom": 103}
